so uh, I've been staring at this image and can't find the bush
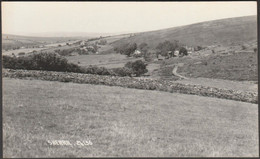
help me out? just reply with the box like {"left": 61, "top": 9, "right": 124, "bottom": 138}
{"left": 125, "top": 60, "right": 148, "bottom": 76}
{"left": 83, "top": 65, "right": 116, "bottom": 76}
{"left": 3, "top": 56, "right": 34, "bottom": 70}
{"left": 3, "top": 53, "right": 136, "bottom": 77}
{"left": 139, "top": 42, "right": 148, "bottom": 51}
{"left": 143, "top": 52, "right": 153, "bottom": 62}
{"left": 111, "top": 67, "right": 133, "bottom": 77}
{"left": 57, "top": 48, "right": 75, "bottom": 56}
{"left": 98, "top": 39, "right": 107, "bottom": 45}
{"left": 3, "top": 52, "right": 83, "bottom": 73}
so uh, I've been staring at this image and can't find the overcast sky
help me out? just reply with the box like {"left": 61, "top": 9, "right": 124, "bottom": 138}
{"left": 2, "top": 2, "right": 257, "bottom": 36}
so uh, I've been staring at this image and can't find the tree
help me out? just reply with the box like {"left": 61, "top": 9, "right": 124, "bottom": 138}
{"left": 156, "top": 40, "right": 178, "bottom": 57}
{"left": 139, "top": 42, "right": 148, "bottom": 50}
{"left": 125, "top": 60, "right": 148, "bottom": 76}
{"left": 99, "top": 39, "right": 107, "bottom": 45}
{"left": 179, "top": 47, "right": 188, "bottom": 56}
{"left": 93, "top": 44, "right": 98, "bottom": 53}
{"left": 125, "top": 43, "right": 137, "bottom": 57}
{"left": 114, "top": 43, "right": 137, "bottom": 56}
{"left": 143, "top": 52, "right": 153, "bottom": 62}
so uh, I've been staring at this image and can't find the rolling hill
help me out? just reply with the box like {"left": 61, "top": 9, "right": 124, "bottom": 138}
{"left": 2, "top": 34, "right": 87, "bottom": 51}
{"left": 111, "top": 15, "right": 257, "bottom": 48}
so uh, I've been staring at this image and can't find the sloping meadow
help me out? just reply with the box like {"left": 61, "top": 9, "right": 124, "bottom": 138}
{"left": 3, "top": 69, "right": 258, "bottom": 104}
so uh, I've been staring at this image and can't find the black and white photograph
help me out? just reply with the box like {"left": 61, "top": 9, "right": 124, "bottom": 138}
{"left": 2, "top": 1, "right": 258, "bottom": 157}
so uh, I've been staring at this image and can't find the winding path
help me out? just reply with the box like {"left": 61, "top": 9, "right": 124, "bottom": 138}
{"left": 172, "top": 65, "right": 189, "bottom": 79}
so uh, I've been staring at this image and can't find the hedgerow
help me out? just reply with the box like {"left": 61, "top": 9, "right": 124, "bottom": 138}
{"left": 2, "top": 53, "right": 142, "bottom": 77}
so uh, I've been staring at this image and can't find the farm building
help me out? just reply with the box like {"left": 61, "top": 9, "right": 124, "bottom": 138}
{"left": 133, "top": 50, "right": 141, "bottom": 55}
{"left": 174, "top": 50, "right": 179, "bottom": 56}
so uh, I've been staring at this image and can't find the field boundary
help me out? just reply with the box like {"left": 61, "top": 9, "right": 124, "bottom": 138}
{"left": 3, "top": 69, "right": 258, "bottom": 104}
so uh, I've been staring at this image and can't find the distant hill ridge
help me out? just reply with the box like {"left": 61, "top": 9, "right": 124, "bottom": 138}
{"left": 112, "top": 15, "right": 257, "bottom": 48}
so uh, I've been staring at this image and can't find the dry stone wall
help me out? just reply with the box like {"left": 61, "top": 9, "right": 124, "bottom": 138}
{"left": 3, "top": 69, "right": 258, "bottom": 104}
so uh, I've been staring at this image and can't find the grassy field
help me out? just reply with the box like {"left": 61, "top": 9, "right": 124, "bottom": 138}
{"left": 66, "top": 54, "right": 143, "bottom": 68}
{"left": 2, "top": 48, "right": 46, "bottom": 56}
{"left": 3, "top": 78, "right": 258, "bottom": 157}
{"left": 160, "top": 51, "right": 258, "bottom": 81}
{"left": 2, "top": 34, "right": 80, "bottom": 50}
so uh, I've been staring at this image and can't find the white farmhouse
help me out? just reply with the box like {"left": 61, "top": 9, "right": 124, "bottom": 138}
{"left": 133, "top": 50, "right": 141, "bottom": 55}
{"left": 174, "top": 50, "right": 179, "bottom": 56}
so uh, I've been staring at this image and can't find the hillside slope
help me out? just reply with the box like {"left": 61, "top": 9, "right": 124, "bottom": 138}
{"left": 2, "top": 34, "right": 82, "bottom": 50}
{"left": 112, "top": 15, "right": 257, "bottom": 48}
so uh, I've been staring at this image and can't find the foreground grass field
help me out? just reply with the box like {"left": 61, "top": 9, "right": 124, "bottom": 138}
{"left": 3, "top": 78, "right": 258, "bottom": 157}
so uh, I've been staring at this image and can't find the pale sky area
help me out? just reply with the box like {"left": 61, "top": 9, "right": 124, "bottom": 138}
{"left": 2, "top": 2, "right": 257, "bottom": 36}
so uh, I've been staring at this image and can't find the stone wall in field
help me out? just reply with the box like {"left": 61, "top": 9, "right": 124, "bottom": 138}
{"left": 3, "top": 69, "right": 258, "bottom": 104}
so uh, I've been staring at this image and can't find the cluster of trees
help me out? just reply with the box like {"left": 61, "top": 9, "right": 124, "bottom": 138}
{"left": 54, "top": 48, "right": 76, "bottom": 56}
{"left": 156, "top": 40, "right": 188, "bottom": 57}
{"left": 114, "top": 40, "right": 190, "bottom": 60}
{"left": 54, "top": 44, "right": 99, "bottom": 56}
{"left": 3, "top": 52, "right": 148, "bottom": 77}
{"left": 156, "top": 40, "right": 179, "bottom": 57}
{"left": 124, "top": 60, "right": 148, "bottom": 76}
{"left": 98, "top": 39, "right": 107, "bottom": 45}
{"left": 3, "top": 52, "right": 82, "bottom": 73}
{"left": 114, "top": 43, "right": 137, "bottom": 57}
{"left": 114, "top": 42, "right": 151, "bottom": 57}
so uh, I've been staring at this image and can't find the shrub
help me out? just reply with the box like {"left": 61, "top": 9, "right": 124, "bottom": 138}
{"left": 3, "top": 53, "right": 137, "bottom": 77}
{"left": 125, "top": 60, "right": 148, "bottom": 76}
{"left": 111, "top": 67, "right": 133, "bottom": 77}
{"left": 57, "top": 48, "right": 75, "bottom": 56}
{"left": 139, "top": 42, "right": 148, "bottom": 51}
{"left": 83, "top": 65, "right": 112, "bottom": 75}
{"left": 98, "top": 39, "right": 107, "bottom": 45}
{"left": 3, "top": 52, "right": 83, "bottom": 73}
{"left": 3, "top": 56, "right": 34, "bottom": 70}
{"left": 31, "top": 52, "right": 81, "bottom": 72}
{"left": 143, "top": 52, "right": 153, "bottom": 62}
